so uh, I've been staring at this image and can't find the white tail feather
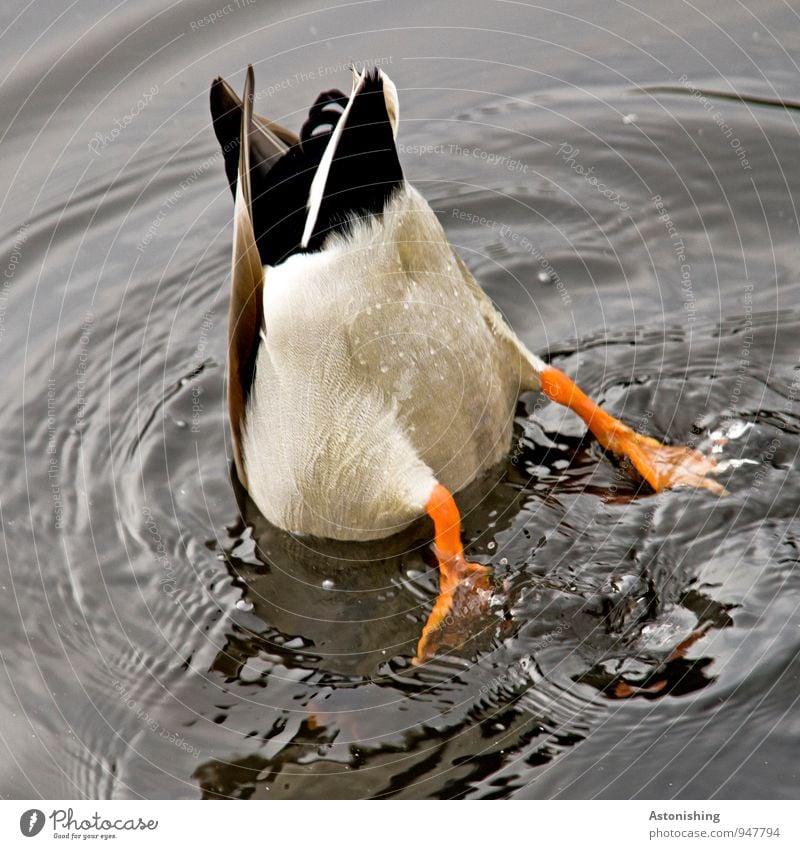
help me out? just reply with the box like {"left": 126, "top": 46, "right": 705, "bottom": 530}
{"left": 300, "top": 68, "right": 367, "bottom": 249}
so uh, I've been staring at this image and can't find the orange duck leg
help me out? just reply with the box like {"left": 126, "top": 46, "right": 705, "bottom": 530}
{"left": 414, "top": 484, "right": 491, "bottom": 664}
{"left": 539, "top": 366, "right": 725, "bottom": 494}
{"left": 414, "top": 367, "right": 724, "bottom": 664}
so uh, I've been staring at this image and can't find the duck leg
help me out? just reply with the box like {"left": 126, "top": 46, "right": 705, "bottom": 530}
{"left": 538, "top": 366, "right": 725, "bottom": 494}
{"left": 413, "top": 484, "right": 492, "bottom": 664}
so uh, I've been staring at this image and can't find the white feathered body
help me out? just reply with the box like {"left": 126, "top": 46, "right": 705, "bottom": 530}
{"left": 241, "top": 186, "right": 542, "bottom": 539}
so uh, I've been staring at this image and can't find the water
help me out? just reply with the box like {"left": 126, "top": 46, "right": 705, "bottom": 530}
{"left": 1, "top": 0, "right": 799, "bottom": 799}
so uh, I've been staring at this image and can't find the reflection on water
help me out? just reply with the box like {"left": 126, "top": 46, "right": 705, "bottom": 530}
{"left": 1, "top": 0, "right": 799, "bottom": 799}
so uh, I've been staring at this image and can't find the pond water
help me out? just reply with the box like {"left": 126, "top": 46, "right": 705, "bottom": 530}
{"left": 1, "top": 0, "right": 799, "bottom": 799}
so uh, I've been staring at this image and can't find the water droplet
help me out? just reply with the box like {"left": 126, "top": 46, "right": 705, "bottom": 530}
{"left": 235, "top": 599, "right": 254, "bottom": 612}
{"left": 499, "top": 557, "right": 508, "bottom": 566}
{"left": 175, "top": 419, "right": 187, "bottom": 429}
{"left": 726, "top": 420, "right": 752, "bottom": 440}
{"left": 622, "top": 113, "right": 637, "bottom": 125}
{"left": 379, "top": 363, "right": 389, "bottom": 374}
{"left": 488, "top": 541, "right": 496, "bottom": 551}
{"left": 322, "top": 579, "right": 335, "bottom": 591}
{"left": 537, "top": 270, "right": 551, "bottom": 284}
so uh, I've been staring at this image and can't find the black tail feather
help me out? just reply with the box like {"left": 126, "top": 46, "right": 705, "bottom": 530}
{"left": 210, "top": 67, "right": 402, "bottom": 266}
{"left": 302, "top": 68, "right": 404, "bottom": 250}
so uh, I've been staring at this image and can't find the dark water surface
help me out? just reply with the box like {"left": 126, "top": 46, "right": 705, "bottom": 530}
{"left": 1, "top": 0, "right": 799, "bottom": 799}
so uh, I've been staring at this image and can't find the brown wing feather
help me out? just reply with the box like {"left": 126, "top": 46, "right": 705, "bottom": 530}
{"left": 214, "top": 75, "right": 299, "bottom": 147}
{"left": 228, "top": 65, "right": 265, "bottom": 488}
{"left": 210, "top": 75, "right": 299, "bottom": 196}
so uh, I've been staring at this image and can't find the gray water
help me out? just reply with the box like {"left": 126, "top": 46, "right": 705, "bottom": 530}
{"left": 1, "top": 0, "right": 799, "bottom": 799}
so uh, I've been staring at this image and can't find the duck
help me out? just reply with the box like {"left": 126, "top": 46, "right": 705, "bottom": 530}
{"left": 209, "top": 65, "right": 723, "bottom": 664}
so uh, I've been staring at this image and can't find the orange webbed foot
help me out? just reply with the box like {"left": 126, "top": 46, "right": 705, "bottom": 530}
{"left": 413, "top": 484, "right": 493, "bottom": 665}
{"left": 539, "top": 366, "right": 726, "bottom": 495}
{"left": 619, "top": 431, "right": 726, "bottom": 494}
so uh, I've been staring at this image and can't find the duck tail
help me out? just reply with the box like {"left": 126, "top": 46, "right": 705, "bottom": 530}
{"left": 301, "top": 67, "right": 404, "bottom": 250}
{"left": 211, "top": 66, "right": 401, "bottom": 266}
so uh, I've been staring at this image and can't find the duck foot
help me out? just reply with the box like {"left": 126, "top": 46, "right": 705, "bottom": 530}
{"left": 413, "top": 484, "right": 492, "bottom": 664}
{"left": 539, "top": 366, "right": 726, "bottom": 494}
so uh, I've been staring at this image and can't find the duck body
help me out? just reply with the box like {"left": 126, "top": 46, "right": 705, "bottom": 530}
{"left": 242, "top": 183, "right": 539, "bottom": 540}
{"left": 210, "top": 65, "right": 722, "bottom": 661}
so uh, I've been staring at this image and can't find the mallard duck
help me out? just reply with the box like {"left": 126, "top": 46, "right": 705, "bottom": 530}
{"left": 210, "top": 66, "right": 722, "bottom": 663}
